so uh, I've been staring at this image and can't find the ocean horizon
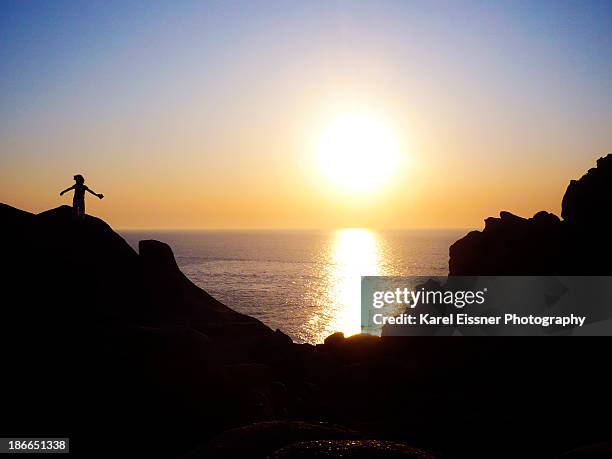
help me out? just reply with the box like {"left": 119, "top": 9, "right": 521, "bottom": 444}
{"left": 120, "top": 228, "right": 469, "bottom": 343}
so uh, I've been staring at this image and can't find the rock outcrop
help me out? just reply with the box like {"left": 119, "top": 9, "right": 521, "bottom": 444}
{"left": 3, "top": 164, "right": 612, "bottom": 459}
{"left": 0, "top": 205, "right": 286, "bottom": 458}
{"left": 449, "top": 154, "right": 612, "bottom": 275}
{"left": 562, "top": 155, "right": 612, "bottom": 228}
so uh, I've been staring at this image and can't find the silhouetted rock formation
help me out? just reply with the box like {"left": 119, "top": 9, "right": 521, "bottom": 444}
{"left": 557, "top": 442, "right": 612, "bottom": 459}
{"left": 449, "top": 154, "right": 612, "bottom": 275}
{"left": 562, "top": 155, "right": 612, "bottom": 228}
{"left": 2, "top": 180, "right": 611, "bottom": 458}
{"left": 186, "top": 421, "right": 362, "bottom": 459}
{"left": 269, "top": 440, "right": 437, "bottom": 459}
{"left": 0, "top": 204, "right": 287, "bottom": 458}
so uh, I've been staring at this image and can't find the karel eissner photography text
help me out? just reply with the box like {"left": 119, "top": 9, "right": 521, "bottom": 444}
{"left": 371, "top": 287, "right": 586, "bottom": 327}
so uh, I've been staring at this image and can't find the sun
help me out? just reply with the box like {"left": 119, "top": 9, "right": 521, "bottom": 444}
{"left": 316, "top": 111, "right": 401, "bottom": 194}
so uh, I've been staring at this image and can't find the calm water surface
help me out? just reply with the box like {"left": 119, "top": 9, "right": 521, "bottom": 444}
{"left": 120, "top": 229, "right": 467, "bottom": 343}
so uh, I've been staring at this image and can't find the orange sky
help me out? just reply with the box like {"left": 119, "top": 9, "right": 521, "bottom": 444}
{"left": 1, "top": 2, "right": 611, "bottom": 229}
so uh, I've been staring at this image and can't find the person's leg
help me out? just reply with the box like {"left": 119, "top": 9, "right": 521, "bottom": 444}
{"left": 74, "top": 199, "right": 85, "bottom": 218}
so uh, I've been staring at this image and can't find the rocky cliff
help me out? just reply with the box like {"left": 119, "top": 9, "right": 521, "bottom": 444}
{"left": 449, "top": 154, "right": 612, "bottom": 275}
{"left": 0, "top": 204, "right": 293, "bottom": 457}
{"left": 2, "top": 168, "right": 611, "bottom": 458}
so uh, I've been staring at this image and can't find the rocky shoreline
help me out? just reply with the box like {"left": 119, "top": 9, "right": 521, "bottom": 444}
{"left": 1, "top": 154, "right": 611, "bottom": 458}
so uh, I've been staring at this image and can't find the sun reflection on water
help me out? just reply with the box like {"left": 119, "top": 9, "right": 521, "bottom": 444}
{"left": 309, "top": 228, "right": 387, "bottom": 342}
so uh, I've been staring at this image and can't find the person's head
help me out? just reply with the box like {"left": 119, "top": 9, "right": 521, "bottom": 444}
{"left": 74, "top": 174, "right": 85, "bottom": 184}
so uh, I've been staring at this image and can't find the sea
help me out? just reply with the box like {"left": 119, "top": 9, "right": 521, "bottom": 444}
{"left": 120, "top": 228, "right": 468, "bottom": 344}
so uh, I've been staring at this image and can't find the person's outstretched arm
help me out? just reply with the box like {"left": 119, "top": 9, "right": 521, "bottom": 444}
{"left": 86, "top": 188, "right": 104, "bottom": 199}
{"left": 59, "top": 185, "right": 74, "bottom": 196}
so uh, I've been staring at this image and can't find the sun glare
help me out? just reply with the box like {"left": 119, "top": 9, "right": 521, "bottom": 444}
{"left": 316, "top": 111, "right": 401, "bottom": 194}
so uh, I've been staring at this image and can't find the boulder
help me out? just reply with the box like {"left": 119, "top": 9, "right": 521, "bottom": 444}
{"left": 324, "top": 331, "right": 345, "bottom": 346}
{"left": 139, "top": 238, "right": 181, "bottom": 270}
{"left": 557, "top": 442, "right": 612, "bottom": 459}
{"left": 562, "top": 154, "right": 612, "bottom": 228}
{"left": 187, "top": 421, "right": 361, "bottom": 459}
{"left": 269, "top": 440, "right": 437, "bottom": 459}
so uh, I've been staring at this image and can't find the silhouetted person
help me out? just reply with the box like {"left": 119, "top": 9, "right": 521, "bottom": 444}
{"left": 60, "top": 174, "right": 103, "bottom": 218}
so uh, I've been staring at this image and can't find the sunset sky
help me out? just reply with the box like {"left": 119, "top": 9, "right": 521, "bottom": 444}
{"left": 1, "top": 0, "right": 611, "bottom": 229}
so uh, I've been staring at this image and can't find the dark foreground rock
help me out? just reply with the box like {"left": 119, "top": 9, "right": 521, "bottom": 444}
{"left": 270, "top": 440, "right": 436, "bottom": 459}
{"left": 185, "top": 421, "right": 362, "bottom": 459}
{"left": 557, "top": 442, "right": 612, "bottom": 459}
{"left": 2, "top": 154, "right": 612, "bottom": 459}
{"left": 0, "top": 205, "right": 287, "bottom": 458}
